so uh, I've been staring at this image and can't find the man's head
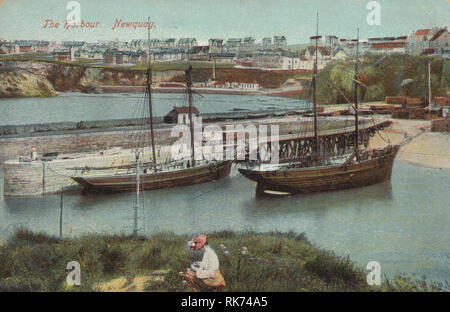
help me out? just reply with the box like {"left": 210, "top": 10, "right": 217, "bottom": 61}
{"left": 189, "top": 234, "right": 207, "bottom": 251}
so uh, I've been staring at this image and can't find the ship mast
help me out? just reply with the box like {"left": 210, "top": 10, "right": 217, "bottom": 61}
{"left": 312, "top": 12, "right": 320, "bottom": 156}
{"left": 133, "top": 151, "right": 140, "bottom": 237}
{"left": 147, "top": 17, "right": 157, "bottom": 169}
{"left": 186, "top": 66, "right": 195, "bottom": 166}
{"left": 353, "top": 29, "right": 360, "bottom": 160}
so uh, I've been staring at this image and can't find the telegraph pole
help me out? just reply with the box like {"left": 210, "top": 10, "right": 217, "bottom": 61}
{"left": 428, "top": 60, "right": 432, "bottom": 115}
{"left": 59, "top": 189, "right": 63, "bottom": 239}
{"left": 133, "top": 151, "right": 140, "bottom": 237}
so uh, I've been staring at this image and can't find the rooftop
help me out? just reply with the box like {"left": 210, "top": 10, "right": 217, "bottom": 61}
{"left": 415, "top": 29, "right": 431, "bottom": 36}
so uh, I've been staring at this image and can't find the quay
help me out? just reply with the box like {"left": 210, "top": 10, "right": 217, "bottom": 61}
{"left": 1, "top": 113, "right": 391, "bottom": 196}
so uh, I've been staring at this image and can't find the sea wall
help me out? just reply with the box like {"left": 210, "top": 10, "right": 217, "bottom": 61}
{"left": 0, "top": 117, "right": 163, "bottom": 136}
{"left": 0, "top": 116, "right": 376, "bottom": 164}
{"left": 0, "top": 108, "right": 304, "bottom": 136}
{"left": 3, "top": 162, "right": 44, "bottom": 196}
{"left": 3, "top": 149, "right": 148, "bottom": 196}
{"left": 0, "top": 128, "right": 174, "bottom": 165}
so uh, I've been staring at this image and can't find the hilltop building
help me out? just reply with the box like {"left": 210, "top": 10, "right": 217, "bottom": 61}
{"left": 53, "top": 48, "right": 73, "bottom": 61}
{"left": 429, "top": 28, "right": 450, "bottom": 56}
{"left": 368, "top": 36, "right": 408, "bottom": 54}
{"left": 208, "top": 39, "right": 224, "bottom": 53}
{"left": 178, "top": 38, "right": 198, "bottom": 50}
{"left": 407, "top": 28, "right": 449, "bottom": 56}
{"left": 252, "top": 50, "right": 300, "bottom": 70}
{"left": 273, "top": 36, "right": 287, "bottom": 47}
{"left": 226, "top": 38, "right": 243, "bottom": 48}
{"left": 243, "top": 37, "right": 256, "bottom": 47}
{"left": 262, "top": 37, "right": 272, "bottom": 46}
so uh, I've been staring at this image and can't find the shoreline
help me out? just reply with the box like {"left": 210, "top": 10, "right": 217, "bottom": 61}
{"left": 92, "top": 85, "right": 306, "bottom": 98}
{"left": 0, "top": 85, "right": 305, "bottom": 99}
{"left": 0, "top": 228, "right": 444, "bottom": 292}
{"left": 368, "top": 118, "right": 450, "bottom": 169}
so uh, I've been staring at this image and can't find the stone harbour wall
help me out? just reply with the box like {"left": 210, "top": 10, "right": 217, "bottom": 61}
{"left": 0, "top": 128, "right": 175, "bottom": 165}
{"left": 3, "top": 148, "right": 160, "bottom": 196}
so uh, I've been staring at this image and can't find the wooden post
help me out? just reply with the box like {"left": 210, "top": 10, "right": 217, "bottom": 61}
{"left": 428, "top": 61, "right": 432, "bottom": 115}
{"left": 133, "top": 152, "right": 140, "bottom": 237}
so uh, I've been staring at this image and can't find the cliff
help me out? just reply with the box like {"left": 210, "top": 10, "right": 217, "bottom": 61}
{"left": 1, "top": 61, "right": 309, "bottom": 97}
{"left": 0, "top": 69, "right": 57, "bottom": 98}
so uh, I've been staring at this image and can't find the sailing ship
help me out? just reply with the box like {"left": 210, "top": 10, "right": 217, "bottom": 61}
{"left": 238, "top": 17, "right": 399, "bottom": 195}
{"left": 71, "top": 27, "right": 232, "bottom": 193}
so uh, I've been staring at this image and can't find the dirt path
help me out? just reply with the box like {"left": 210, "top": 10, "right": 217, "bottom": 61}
{"left": 93, "top": 270, "right": 170, "bottom": 292}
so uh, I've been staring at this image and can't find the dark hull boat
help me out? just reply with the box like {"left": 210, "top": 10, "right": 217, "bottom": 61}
{"left": 72, "top": 160, "right": 232, "bottom": 193}
{"left": 71, "top": 34, "right": 232, "bottom": 194}
{"left": 238, "top": 20, "right": 399, "bottom": 196}
{"left": 239, "top": 146, "right": 398, "bottom": 195}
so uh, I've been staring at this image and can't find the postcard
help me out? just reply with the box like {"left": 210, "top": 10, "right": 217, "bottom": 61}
{"left": 0, "top": 0, "right": 449, "bottom": 299}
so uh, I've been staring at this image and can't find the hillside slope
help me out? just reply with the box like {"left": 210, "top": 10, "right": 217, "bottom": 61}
{"left": 0, "top": 69, "right": 57, "bottom": 98}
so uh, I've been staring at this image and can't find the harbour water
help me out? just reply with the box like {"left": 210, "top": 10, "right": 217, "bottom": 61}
{"left": 0, "top": 92, "right": 306, "bottom": 126}
{"left": 0, "top": 161, "right": 449, "bottom": 283}
{"left": 0, "top": 93, "right": 448, "bottom": 284}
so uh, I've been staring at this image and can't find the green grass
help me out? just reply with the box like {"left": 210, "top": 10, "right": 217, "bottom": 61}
{"left": 0, "top": 228, "right": 445, "bottom": 292}
{"left": 131, "top": 61, "right": 233, "bottom": 71}
{"left": 0, "top": 55, "right": 96, "bottom": 68}
{"left": 286, "top": 43, "right": 310, "bottom": 52}
{"left": 0, "top": 55, "right": 233, "bottom": 71}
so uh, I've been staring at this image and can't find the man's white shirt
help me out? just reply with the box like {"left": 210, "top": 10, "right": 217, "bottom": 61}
{"left": 191, "top": 245, "right": 219, "bottom": 279}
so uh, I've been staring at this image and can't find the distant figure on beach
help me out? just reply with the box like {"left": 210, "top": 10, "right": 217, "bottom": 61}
{"left": 183, "top": 234, "right": 225, "bottom": 292}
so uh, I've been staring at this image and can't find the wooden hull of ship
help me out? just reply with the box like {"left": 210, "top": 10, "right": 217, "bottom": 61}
{"left": 72, "top": 161, "right": 232, "bottom": 193}
{"left": 239, "top": 146, "right": 399, "bottom": 195}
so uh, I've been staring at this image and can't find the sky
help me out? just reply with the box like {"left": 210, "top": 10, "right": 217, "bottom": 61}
{"left": 0, "top": 0, "right": 448, "bottom": 44}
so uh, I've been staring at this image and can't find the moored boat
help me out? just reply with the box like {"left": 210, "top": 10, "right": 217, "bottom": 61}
{"left": 238, "top": 16, "right": 399, "bottom": 195}
{"left": 72, "top": 160, "right": 232, "bottom": 193}
{"left": 71, "top": 27, "right": 232, "bottom": 194}
{"left": 239, "top": 146, "right": 398, "bottom": 194}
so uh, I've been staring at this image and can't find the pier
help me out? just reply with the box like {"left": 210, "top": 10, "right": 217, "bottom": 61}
{"left": 1, "top": 113, "right": 391, "bottom": 196}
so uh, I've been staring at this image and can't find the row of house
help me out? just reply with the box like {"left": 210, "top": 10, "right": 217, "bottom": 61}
{"left": 408, "top": 27, "right": 450, "bottom": 56}
{"left": 103, "top": 49, "right": 148, "bottom": 65}
{"left": 127, "top": 36, "right": 287, "bottom": 52}
{"left": 249, "top": 44, "right": 345, "bottom": 70}
{"left": 2, "top": 26, "right": 447, "bottom": 69}
{"left": 0, "top": 40, "right": 51, "bottom": 54}
{"left": 322, "top": 27, "right": 449, "bottom": 57}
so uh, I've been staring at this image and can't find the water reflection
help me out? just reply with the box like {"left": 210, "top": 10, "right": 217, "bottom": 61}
{"left": 244, "top": 181, "right": 393, "bottom": 217}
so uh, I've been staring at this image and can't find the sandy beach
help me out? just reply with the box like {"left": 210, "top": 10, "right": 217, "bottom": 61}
{"left": 369, "top": 118, "right": 450, "bottom": 169}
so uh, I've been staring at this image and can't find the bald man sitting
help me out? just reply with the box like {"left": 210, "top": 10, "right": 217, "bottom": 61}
{"left": 183, "top": 234, "right": 225, "bottom": 292}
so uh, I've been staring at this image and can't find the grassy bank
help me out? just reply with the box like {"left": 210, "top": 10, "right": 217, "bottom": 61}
{"left": 300, "top": 54, "right": 449, "bottom": 104}
{"left": 0, "top": 228, "right": 444, "bottom": 292}
{"left": 0, "top": 55, "right": 233, "bottom": 71}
